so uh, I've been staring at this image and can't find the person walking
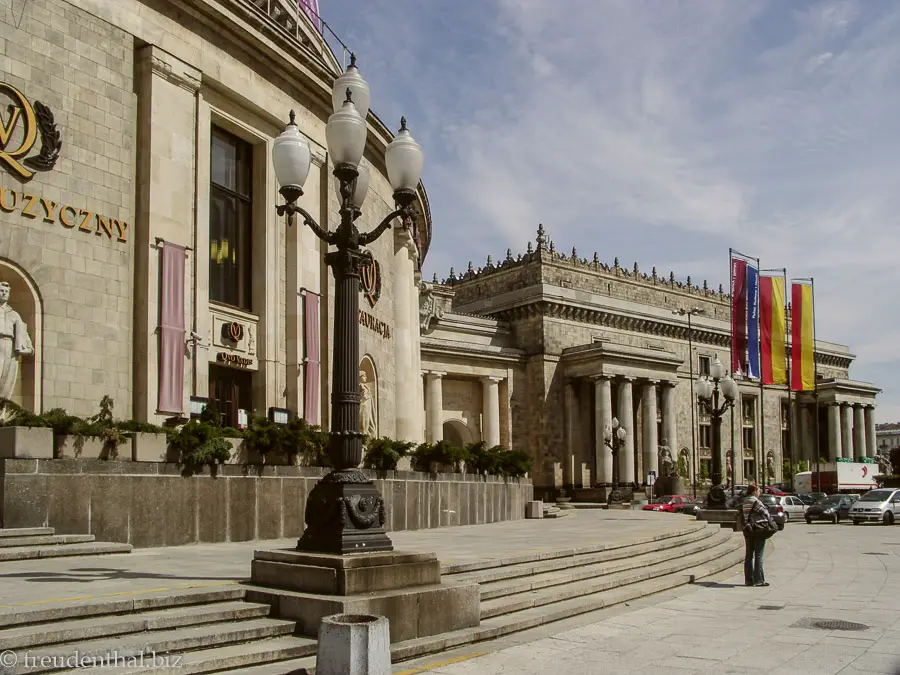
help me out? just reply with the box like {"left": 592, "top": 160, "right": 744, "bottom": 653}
{"left": 740, "top": 483, "right": 775, "bottom": 587}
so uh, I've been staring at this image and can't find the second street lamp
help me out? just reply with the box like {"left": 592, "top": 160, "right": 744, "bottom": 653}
{"left": 603, "top": 417, "right": 629, "bottom": 504}
{"left": 695, "top": 355, "right": 738, "bottom": 509}
{"left": 271, "top": 57, "right": 423, "bottom": 555}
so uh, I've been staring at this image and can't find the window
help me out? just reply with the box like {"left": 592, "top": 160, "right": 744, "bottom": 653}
{"left": 209, "top": 127, "right": 253, "bottom": 311}
{"left": 699, "top": 422, "right": 711, "bottom": 449}
{"left": 742, "top": 397, "right": 756, "bottom": 451}
{"left": 208, "top": 364, "right": 253, "bottom": 428}
{"left": 781, "top": 400, "right": 791, "bottom": 460}
{"left": 698, "top": 356, "right": 711, "bottom": 376}
{"left": 744, "top": 459, "right": 755, "bottom": 480}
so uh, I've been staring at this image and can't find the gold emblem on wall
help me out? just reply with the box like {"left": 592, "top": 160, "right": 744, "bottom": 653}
{"left": 360, "top": 258, "right": 381, "bottom": 307}
{"left": 222, "top": 321, "right": 245, "bottom": 343}
{"left": 0, "top": 83, "right": 62, "bottom": 180}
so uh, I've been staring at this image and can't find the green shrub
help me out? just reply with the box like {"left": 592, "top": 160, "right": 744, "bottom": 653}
{"left": 496, "top": 448, "right": 533, "bottom": 477}
{"left": 167, "top": 419, "right": 231, "bottom": 468}
{"left": 411, "top": 440, "right": 468, "bottom": 472}
{"left": 363, "top": 437, "right": 415, "bottom": 471}
{"left": 465, "top": 441, "right": 500, "bottom": 475}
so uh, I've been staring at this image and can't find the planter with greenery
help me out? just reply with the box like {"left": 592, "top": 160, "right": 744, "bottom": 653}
{"left": 0, "top": 399, "right": 53, "bottom": 458}
{"left": 411, "top": 440, "right": 469, "bottom": 473}
{"left": 362, "top": 437, "right": 415, "bottom": 471}
{"left": 118, "top": 420, "right": 168, "bottom": 462}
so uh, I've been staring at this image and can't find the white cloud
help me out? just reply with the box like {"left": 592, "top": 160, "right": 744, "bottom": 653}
{"left": 324, "top": 0, "right": 900, "bottom": 421}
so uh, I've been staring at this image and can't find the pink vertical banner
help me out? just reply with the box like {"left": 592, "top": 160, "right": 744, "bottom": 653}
{"left": 303, "top": 290, "right": 320, "bottom": 424}
{"left": 299, "top": 0, "right": 319, "bottom": 24}
{"left": 158, "top": 242, "right": 186, "bottom": 413}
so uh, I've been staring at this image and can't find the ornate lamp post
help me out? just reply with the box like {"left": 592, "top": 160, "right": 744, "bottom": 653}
{"left": 271, "top": 56, "right": 423, "bottom": 554}
{"left": 603, "top": 417, "right": 629, "bottom": 504}
{"left": 695, "top": 355, "right": 739, "bottom": 509}
{"left": 673, "top": 306, "right": 705, "bottom": 499}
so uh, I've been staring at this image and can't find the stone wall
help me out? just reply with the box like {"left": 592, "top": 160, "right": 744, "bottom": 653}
{"left": 0, "top": 459, "right": 533, "bottom": 548}
{"left": 0, "top": 0, "right": 135, "bottom": 416}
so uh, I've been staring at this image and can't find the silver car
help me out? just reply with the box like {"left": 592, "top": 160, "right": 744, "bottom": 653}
{"left": 849, "top": 489, "right": 900, "bottom": 525}
{"left": 774, "top": 495, "right": 808, "bottom": 521}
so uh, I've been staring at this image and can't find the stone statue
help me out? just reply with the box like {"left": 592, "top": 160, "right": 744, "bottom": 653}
{"left": 419, "top": 282, "right": 444, "bottom": 333}
{"left": 359, "top": 370, "right": 377, "bottom": 438}
{"left": 658, "top": 439, "right": 676, "bottom": 477}
{"left": 874, "top": 453, "right": 893, "bottom": 476}
{"left": 767, "top": 453, "right": 776, "bottom": 481}
{"left": 679, "top": 449, "right": 690, "bottom": 480}
{"left": 0, "top": 282, "right": 33, "bottom": 401}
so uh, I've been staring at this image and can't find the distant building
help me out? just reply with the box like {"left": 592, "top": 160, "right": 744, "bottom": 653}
{"left": 876, "top": 423, "right": 900, "bottom": 455}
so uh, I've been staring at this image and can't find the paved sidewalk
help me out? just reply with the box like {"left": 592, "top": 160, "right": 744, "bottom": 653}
{"left": 402, "top": 521, "right": 900, "bottom": 675}
{"left": 0, "top": 510, "right": 693, "bottom": 608}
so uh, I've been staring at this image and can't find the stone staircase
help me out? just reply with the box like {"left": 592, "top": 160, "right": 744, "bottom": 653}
{"left": 0, "top": 527, "right": 132, "bottom": 562}
{"left": 542, "top": 502, "right": 570, "bottom": 518}
{"left": 0, "top": 523, "right": 742, "bottom": 674}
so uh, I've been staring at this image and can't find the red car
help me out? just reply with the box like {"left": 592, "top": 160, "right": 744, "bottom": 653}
{"left": 642, "top": 495, "right": 695, "bottom": 512}
{"left": 763, "top": 486, "right": 789, "bottom": 496}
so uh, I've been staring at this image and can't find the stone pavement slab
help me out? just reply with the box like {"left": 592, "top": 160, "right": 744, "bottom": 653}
{"left": 398, "top": 520, "right": 900, "bottom": 675}
{"left": 0, "top": 510, "right": 694, "bottom": 609}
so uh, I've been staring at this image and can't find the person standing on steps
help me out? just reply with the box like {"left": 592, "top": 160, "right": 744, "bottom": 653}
{"left": 739, "top": 483, "right": 776, "bottom": 587}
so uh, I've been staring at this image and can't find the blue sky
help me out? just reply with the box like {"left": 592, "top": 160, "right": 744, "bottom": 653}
{"left": 321, "top": 0, "right": 900, "bottom": 422}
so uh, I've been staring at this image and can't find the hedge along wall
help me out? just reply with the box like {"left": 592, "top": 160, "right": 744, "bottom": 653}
{"left": 0, "top": 460, "right": 534, "bottom": 548}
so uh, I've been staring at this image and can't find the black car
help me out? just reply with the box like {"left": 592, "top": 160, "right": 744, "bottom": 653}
{"left": 796, "top": 493, "right": 824, "bottom": 506}
{"left": 805, "top": 494, "right": 857, "bottom": 524}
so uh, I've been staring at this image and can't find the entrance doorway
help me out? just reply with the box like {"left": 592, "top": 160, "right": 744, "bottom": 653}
{"left": 208, "top": 364, "right": 252, "bottom": 427}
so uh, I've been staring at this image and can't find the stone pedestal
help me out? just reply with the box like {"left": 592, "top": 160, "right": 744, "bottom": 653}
{"left": 654, "top": 475, "right": 685, "bottom": 498}
{"left": 525, "top": 500, "right": 543, "bottom": 518}
{"left": 246, "top": 549, "right": 480, "bottom": 643}
{"left": 297, "top": 478, "right": 393, "bottom": 555}
{"left": 696, "top": 509, "right": 740, "bottom": 531}
{"left": 0, "top": 427, "right": 52, "bottom": 459}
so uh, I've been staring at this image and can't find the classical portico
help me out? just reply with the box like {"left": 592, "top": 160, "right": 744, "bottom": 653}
{"left": 795, "top": 380, "right": 881, "bottom": 463}
{"left": 561, "top": 342, "right": 681, "bottom": 491}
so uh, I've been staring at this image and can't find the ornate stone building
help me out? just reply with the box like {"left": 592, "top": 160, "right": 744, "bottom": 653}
{"left": 420, "top": 225, "right": 881, "bottom": 494}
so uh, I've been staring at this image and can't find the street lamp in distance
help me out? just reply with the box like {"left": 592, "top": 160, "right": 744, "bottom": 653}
{"left": 603, "top": 417, "right": 629, "bottom": 505}
{"left": 695, "top": 355, "right": 739, "bottom": 510}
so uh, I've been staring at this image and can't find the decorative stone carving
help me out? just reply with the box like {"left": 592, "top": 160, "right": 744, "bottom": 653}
{"left": 0, "top": 282, "right": 34, "bottom": 400}
{"left": 874, "top": 453, "right": 893, "bottom": 476}
{"left": 419, "top": 282, "right": 445, "bottom": 333}
{"left": 658, "top": 439, "right": 676, "bottom": 477}
{"left": 359, "top": 370, "right": 377, "bottom": 438}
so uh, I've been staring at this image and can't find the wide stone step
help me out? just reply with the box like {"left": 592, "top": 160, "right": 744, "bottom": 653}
{"left": 477, "top": 527, "right": 730, "bottom": 602}
{"left": 0, "top": 601, "right": 271, "bottom": 651}
{"left": 479, "top": 533, "right": 742, "bottom": 620}
{"left": 11, "top": 618, "right": 296, "bottom": 674}
{"left": 0, "top": 527, "right": 55, "bottom": 538}
{"left": 0, "top": 541, "right": 132, "bottom": 563}
{"left": 0, "top": 534, "right": 96, "bottom": 548}
{"left": 67, "top": 636, "right": 318, "bottom": 675}
{"left": 449, "top": 523, "right": 718, "bottom": 586}
{"left": 0, "top": 586, "right": 248, "bottom": 629}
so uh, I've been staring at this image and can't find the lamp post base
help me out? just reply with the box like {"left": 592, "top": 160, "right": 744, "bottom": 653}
{"left": 297, "top": 471, "right": 394, "bottom": 555}
{"left": 705, "top": 483, "right": 729, "bottom": 510}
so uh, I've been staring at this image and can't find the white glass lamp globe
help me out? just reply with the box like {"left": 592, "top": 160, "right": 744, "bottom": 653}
{"left": 696, "top": 378, "right": 713, "bottom": 400}
{"left": 334, "top": 159, "right": 370, "bottom": 209}
{"left": 710, "top": 355, "right": 727, "bottom": 381}
{"left": 272, "top": 111, "right": 311, "bottom": 190}
{"left": 385, "top": 117, "right": 423, "bottom": 192}
{"left": 332, "top": 53, "right": 370, "bottom": 121}
{"left": 326, "top": 90, "right": 367, "bottom": 168}
{"left": 721, "top": 376, "right": 739, "bottom": 401}
{"left": 616, "top": 426, "right": 627, "bottom": 441}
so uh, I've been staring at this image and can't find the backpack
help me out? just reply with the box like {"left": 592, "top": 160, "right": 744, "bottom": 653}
{"left": 743, "top": 501, "right": 778, "bottom": 538}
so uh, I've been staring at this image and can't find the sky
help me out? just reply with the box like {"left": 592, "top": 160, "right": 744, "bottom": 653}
{"left": 321, "top": 0, "right": 900, "bottom": 423}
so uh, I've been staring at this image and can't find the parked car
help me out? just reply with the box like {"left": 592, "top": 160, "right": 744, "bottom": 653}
{"left": 805, "top": 494, "right": 857, "bottom": 524}
{"left": 763, "top": 485, "right": 789, "bottom": 496}
{"left": 849, "top": 489, "right": 900, "bottom": 526}
{"left": 796, "top": 493, "right": 824, "bottom": 506}
{"left": 773, "top": 495, "right": 808, "bottom": 521}
{"left": 642, "top": 495, "right": 695, "bottom": 512}
{"left": 673, "top": 500, "right": 702, "bottom": 516}
{"left": 731, "top": 494, "right": 786, "bottom": 530}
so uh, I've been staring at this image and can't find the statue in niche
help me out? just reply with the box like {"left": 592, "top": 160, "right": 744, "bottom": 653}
{"left": 767, "top": 453, "right": 776, "bottom": 482}
{"left": 359, "top": 370, "right": 377, "bottom": 438}
{"left": 0, "top": 282, "right": 34, "bottom": 401}
{"left": 658, "top": 438, "right": 676, "bottom": 477}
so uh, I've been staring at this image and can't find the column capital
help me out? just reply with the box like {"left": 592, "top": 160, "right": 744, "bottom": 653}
{"left": 865, "top": 403, "right": 876, "bottom": 410}
{"left": 643, "top": 378, "right": 660, "bottom": 386}
{"left": 590, "top": 374, "right": 611, "bottom": 382}
{"left": 617, "top": 375, "right": 635, "bottom": 383}
{"left": 424, "top": 370, "right": 446, "bottom": 379}
{"left": 481, "top": 375, "right": 503, "bottom": 384}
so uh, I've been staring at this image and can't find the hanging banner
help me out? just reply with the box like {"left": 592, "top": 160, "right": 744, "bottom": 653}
{"left": 730, "top": 257, "right": 747, "bottom": 376}
{"left": 746, "top": 263, "right": 760, "bottom": 380}
{"left": 760, "top": 275, "right": 787, "bottom": 385}
{"left": 791, "top": 281, "right": 815, "bottom": 391}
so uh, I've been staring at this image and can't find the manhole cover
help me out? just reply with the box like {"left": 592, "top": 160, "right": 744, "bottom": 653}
{"left": 758, "top": 605, "right": 784, "bottom": 610}
{"left": 791, "top": 618, "right": 870, "bottom": 632}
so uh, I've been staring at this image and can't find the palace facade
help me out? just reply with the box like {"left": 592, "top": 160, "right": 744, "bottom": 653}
{"left": 0, "top": 0, "right": 881, "bottom": 496}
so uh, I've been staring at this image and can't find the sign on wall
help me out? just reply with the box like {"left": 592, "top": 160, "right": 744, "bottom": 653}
{"left": 361, "top": 257, "right": 381, "bottom": 307}
{"left": 0, "top": 82, "right": 62, "bottom": 180}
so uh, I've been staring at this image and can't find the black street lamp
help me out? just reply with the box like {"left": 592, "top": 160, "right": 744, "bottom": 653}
{"left": 603, "top": 417, "right": 629, "bottom": 504}
{"left": 695, "top": 356, "right": 738, "bottom": 509}
{"left": 271, "top": 56, "right": 423, "bottom": 555}
{"left": 673, "top": 306, "right": 705, "bottom": 499}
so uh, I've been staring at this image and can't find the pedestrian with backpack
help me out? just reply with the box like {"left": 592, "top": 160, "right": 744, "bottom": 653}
{"left": 740, "top": 483, "right": 777, "bottom": 587}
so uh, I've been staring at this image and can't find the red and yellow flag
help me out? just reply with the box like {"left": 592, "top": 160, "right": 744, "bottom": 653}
{"left": 791, "top": 281, "right": 815, "bottom": 391}
{"left": 760, "top": 276, "right": 786, "bottom": 385}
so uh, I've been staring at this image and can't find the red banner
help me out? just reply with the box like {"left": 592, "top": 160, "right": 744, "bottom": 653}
{"left": 731, "top": 257, "right": 747, "bottom": 376}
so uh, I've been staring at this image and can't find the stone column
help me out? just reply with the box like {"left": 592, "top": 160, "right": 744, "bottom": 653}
{"left": 481, "top": 377, "right": 502, "bottom": 448}
{"left": 409, "top": 270, "right": 425, "bottom": 443}
{"left": 617, "top": 378, "right": 635, "bottom": 486}
{"left": 642, "top": 381, "right": 659, "bottom": 478}
{"left": 865, "top": 405, "right": 877, "bottom": 458}
{"left": 424, "top": 372, "right": 444, "bottom": 443}
{"left": 393, "top": 229, "right": 417, "bottom": 441}
{"left": 853, "top": 404, "right": 866, "bottom": 461}
{"left": 593, "top": 377, "right": 613, "bottom": 484}
{"left": 800, "top": 405, "right": 814, "bottom": 461}
{"left": 564, "top": 380, "right": 578, "bottom": 488}
{"left": 661, "top": 382, "right": 677, "bottom": 459}
{"left": 828, "top": 404, "right": 843, "bottom": 460}
{"left": 841, "top": 404, "right": 853, "bottom": 461}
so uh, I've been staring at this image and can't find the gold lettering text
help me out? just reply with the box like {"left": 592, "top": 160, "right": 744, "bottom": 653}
{"left": 21, "top": 193, "right": 38, "bottom": 218}
{"left": 78, "top": 210, "right": 94, "bottom": 233}
{"left": 95, "top": 214, "right": 113, "bottom": 239}
{"left": 0, "top": 188, "right": 17, "bottom": 212}
{"left": 59, "top": 205, "right": 77, "bottom": 228}
{"left": 0, "top": 106, "right": 21, "bottom": 147}
{"left": 113, "top": 219, "right": 128, "bottom": 243}
{"left": 39, "top": 197, "right": 57, "bottom": 223}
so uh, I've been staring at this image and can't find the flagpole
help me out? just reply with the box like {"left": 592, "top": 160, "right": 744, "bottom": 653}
{"left": 811, "top": 277, "right": 820, "bottom": 492}
{"left": 756, "top": 257, "right": 765, "bottom": 486}
{"left": 783, "top": 268, "right": 793, "bottom": 487}
{"left": 728, "top": 247, "right": 734, "bottom": 491}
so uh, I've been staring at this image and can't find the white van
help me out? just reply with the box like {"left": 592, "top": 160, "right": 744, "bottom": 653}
{"left": 849, "top": 489, "right": 900, "bottom": 525}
